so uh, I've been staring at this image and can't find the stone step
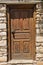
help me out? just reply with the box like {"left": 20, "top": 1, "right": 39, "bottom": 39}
{"left": 37, "top": 61, "right": 43, "bottom": 65}
{"left": 8, "top": 60, "right": 33, "bottom": 64}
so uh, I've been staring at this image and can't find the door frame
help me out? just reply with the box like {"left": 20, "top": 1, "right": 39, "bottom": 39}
{"left": 7, "top": 4, "right": 36, "bottom": 61}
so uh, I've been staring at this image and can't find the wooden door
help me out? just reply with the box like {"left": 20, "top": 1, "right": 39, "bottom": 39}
{"left": 7, "top": 5, "right": 36, "bottom": 60}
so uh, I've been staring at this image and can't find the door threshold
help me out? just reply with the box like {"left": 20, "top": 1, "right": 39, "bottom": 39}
{"left": 8, "top": 59, "right": 33, "bottom": 64}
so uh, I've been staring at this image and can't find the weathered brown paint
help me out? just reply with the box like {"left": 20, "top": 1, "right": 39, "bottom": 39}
{"left": 7, "top": 4, "right": 36, "bottom": 61}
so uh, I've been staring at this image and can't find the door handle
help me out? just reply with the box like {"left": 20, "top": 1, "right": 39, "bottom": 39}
{"left": 11, "top": 31, "right": 15, "bottom": 38}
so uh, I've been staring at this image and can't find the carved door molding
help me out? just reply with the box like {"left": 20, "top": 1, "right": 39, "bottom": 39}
{"left": 7, "top": 4, "right": 36, "bottom": 61}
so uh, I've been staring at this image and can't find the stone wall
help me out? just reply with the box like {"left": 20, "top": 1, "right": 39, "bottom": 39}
{"left": 0, "top": 4, "right": 7, "bottom": 62}
{"left": 36, "top": 3, "right": 43, "bottom": 61}
{"left": 0, "top": 2, "right": 43, "bottom": 65}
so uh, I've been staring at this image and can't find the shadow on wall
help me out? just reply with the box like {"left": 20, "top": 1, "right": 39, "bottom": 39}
{"left": 39, "top": 18, "right": 43, "bottom": 36}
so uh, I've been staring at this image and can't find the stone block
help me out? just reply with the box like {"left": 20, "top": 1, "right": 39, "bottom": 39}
{"left": 0, "top": 10, "right": 6, "bottom": 13}
{"left": 0, "top": 13, "right": 6, "bottom": 16}
{"left": 2, "top": 35, "right": 7, "bottom": 40}
{"left": 0, "top": 62, "right": 7, "bottom": 65}
{"left": 0, "top": 32, "right": 6, "bottom": 36}
{"left": 36, "top": 12, "right": 40, "bottom": 14}
{"left": 3, "top": 53, "right": 7, "bottom": 56}
{"left": 39, "top": 47, "right": 43, "bottom": 53}
{"left": 36, "top": 29, "right": 40, "bottom": 34}
{"left": 37, "top": 61, "right": 43, "bottom": 65}
{"left": 36, "top": 57, "right": 39, "bottom": 61}
{"left": 36, "top": 43, "right": 41, "bottom": 46}
{"left": 0, "top": 17, "right": 6, "bottom": 20}
{"left": 36, "top": 21, "right": 39, "bottom": 24}
{"left": 36, "top": 17, "right": 40, "bottom": 21}
{"left": 0, "top": 48, "right": 7, "bottom": 53}
{"left": 0, "top": 40, "right": 7, "bottom": 46}
{"left": 0, "top": 52, "right": 3, "bottom": 57}
{"left": 0, "top": 23, "right": 6, "bottom": 29}
{"left": 0, "top": 20, "right": 6, "bottom": 23}
{"left": 36, "top": 46, "right": 43, "bottom": 53}
{"left": 36, "top": 54, "right": 43, "bottom": 58}
{"left": 0, "top": 56, "right": 7, "bottom": 62}
{"left": 36, "top": 24, "right": 40, "bottom": 28}
{"left": 0, "top": 18, "right": 6, "bottom": 21}
{"left": 41, "top": 43, "right": 43, "bottom": 46}
{"left": 40, "top": 58, "right": 43, "bottom": 61}
{"left": 40, "top": 14, "right": 43, "bottom": 18}
{"left": 36, "top": 47, "right": 39, "bottom": 53}
{"left": 36, "top": 4, "right": 39, "bottom": 9}
{"left": 0, "top": 6, "right": 6, "bottom": 11}
{"left": 22, "top": 64, "right": 33, "bottom": 65}
{"left": 36, "top": 36, "right": 43, "bottom": 42}
{"left": 0, "top": 29, "right": 2, "bottom": 32}
{"left": 2, "top": 29, "right": 7, "bottom": 32}
{"left": 8, "top": 60, "right": 33, "bottom": 64}
{"left": 36, "top": 14, "right": 40, "bottom": 18}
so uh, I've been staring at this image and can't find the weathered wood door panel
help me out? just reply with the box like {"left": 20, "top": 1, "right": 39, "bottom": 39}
{"left": 8, "top": 5, "right": 36, "bottom": 60}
